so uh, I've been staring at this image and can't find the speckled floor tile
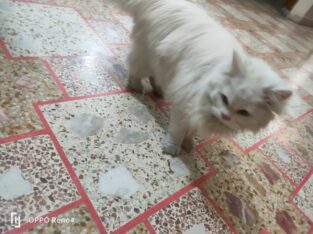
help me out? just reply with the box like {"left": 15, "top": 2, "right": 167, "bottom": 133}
{"left": 2, "top": 0, "right": 313, "bottom": 233}
{"left": 219, "top": 4, "right": 251, "bottom": 21}
{"left": 126, "top": 223, "right": 148, "bottom": 234}
{"left": 53, "top": 0, "right": 111, "bottom": 20}
{"left": 15, "top": 0, "right": 55, "bottom": 4}
{"left": 40, "top": 93, "right": 210, "bottom": 232}
{"left": 232, "top": 117, "right": 284, "bottom": 152}
{"left": 293, "top": 171, "right": 313, "bottom": 221}
{"left": 281, "top": 67, "right": 313, "bottom": 97}
{"left": 230, "top": 29, "right": 272, "bottom": 53}
{"left": 0, "top": 1, "right": 110, "bottom": 56}
{"left": 89, "top": 20, "right": 129, "bottom": 44}
{"left": 190, "top": 0, "right": 225, "bottom": 19}
{"left": 257, "top": 32, "right": 293, "bottom": 53}
{"left": 259, "top": 136, "right": 310, "bottom": 185}
{"left": 200, "top": 139, "right": 310, "bottom": 234}
{"left": 278, "top": 113, "right": 313, "bottom": 166}
{"left": 0, "top": 49, "right": 63, "bottom": 138}
{"left": 0, "top": 135, "right": 80, "bottom": 233}
{"left": 48, "top": 56, "right": 120, "bottom": 96}
{"left": 110, "top": 44, "right": 130, "bottom": 66}
{"left": 26, "top": 205, "right": 99, "bottom": 234}
{"left": 284, "top": 94, "right": 312, "bottom": 119}
{"left": 114, "top": 14, "right": 134, "bottom": 32}
{"left": 149, "top": 188, "right": 231, "bottom": 234}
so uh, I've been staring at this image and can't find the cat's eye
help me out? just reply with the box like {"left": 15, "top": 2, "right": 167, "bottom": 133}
{"left": 237, "top": 109, "right": 250, "bottom": 116}
{"left": 220, "top": 93, "right": 228, "bottom": 105}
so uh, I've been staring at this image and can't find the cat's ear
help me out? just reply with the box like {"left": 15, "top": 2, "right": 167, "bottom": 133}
{"left": 270, "top": 89, "right": 292, "bottom": 100}
{"left": 263, "top": 87, "right": 292, "bottom": 112}
{"left": 230, "top": 51, "right": 244, "bottom": 75}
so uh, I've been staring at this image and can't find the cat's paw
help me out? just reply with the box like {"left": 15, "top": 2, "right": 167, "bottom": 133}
{"left": 127, "top": 76, "right": 143, "bottom": 93}
{"left": 161, "top": 140, "right": 181, "bottom": 156}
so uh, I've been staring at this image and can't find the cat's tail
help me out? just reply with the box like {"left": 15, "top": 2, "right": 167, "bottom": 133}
{"left": 114, "top": 0, "right": 152, "bottom": 17}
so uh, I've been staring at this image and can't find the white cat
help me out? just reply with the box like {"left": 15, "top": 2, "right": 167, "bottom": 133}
{"left": 114, "top": 0, "right": 292, "bottom": 155}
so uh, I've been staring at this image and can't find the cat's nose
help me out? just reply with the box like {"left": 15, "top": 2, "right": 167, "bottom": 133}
{"left": 221, "top": 113, "right": 231, "bottom": 121}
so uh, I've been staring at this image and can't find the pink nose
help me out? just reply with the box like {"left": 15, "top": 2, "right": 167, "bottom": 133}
{"left": 221, "top": 113, "right": 231, "bottom": 121}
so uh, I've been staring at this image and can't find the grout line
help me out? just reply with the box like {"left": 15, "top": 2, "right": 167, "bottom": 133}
{"left": 143, "top": 219, "right": 157, "bottom": 234}
{"left": 32, "top": 102, "right": 107, "bottom": 233}
{"left": 258, "top": 147, "right": 298, "bottom": 187}
{"left": 288, "top": 167, "right": 313, "bottom": 225}
{"left": 197, "top": 184, "right": 237, "bottom": 234}
{"left": 42, "top": 60, "right": 70, "bottom": 98}
{"left": 113, "top": 169, "right": 217, "bottom": 233}
{"left": 0, "top": 129, "right": 48, "bottom": 144}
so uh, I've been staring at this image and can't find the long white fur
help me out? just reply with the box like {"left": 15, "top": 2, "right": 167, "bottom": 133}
{"left": 114, "top": 0, "right": 292, "bottom": 155}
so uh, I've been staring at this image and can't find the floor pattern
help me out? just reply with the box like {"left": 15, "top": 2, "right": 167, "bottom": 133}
{"left": 0, "top": 0, "right": 312, "bottom": 233}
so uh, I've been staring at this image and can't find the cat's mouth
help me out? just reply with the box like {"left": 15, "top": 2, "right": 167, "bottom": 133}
{"left": 209, "top": 113, "right": 238, "bottom": 131}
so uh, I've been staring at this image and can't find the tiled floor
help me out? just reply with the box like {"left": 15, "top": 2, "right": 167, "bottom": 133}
{"left": 0, "top": 0, "right": 312, "bottom": 233}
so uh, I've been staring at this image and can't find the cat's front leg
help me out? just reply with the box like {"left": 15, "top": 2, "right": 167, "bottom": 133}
{"left": 162, "top": 108, "right": 189, "bottom": 156}
{"left": 182, "top": 134, "right": 194, "bottom": 153}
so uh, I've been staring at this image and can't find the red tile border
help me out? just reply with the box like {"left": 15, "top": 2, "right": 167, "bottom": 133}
{"left": 42, "top": 60, "right": 70, "bottom": 98}
{"left": 112, "top": 169, "right": 218, "bottom": 234}
{"left": 0, "top": 129, "right": 48, "bottom": 144}
{"left": 198, "top": 184, "right": 237, "bottom": 234}
{"left": 143, "top": 219, "right": 157, "bottom": 234}
{"left": 258, "top": 147, "right": 298, "bottom": 187}
{"left": 289, "top": 167, "right": 313, "bottom": 224}
{"left": 33, "top": 102, "right": 108, "bottom": 233}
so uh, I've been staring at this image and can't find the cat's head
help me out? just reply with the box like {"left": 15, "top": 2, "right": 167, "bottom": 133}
{"left": 204, "top": 51, "right": 292, "bottom": 133}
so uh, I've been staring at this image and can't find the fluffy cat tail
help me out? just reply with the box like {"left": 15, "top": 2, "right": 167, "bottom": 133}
{"left": 114, "top": 0, "right": 152, "bottom": 16}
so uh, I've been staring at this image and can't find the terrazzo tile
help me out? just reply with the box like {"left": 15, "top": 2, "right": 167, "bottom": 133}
{"left": 283, "top": 114, "right": 313, "bottom": 165}
{"left": 0, "top": 135, "right": 80, "bottom": 233}
{"left": 293, "top": 171, "right": 313, "bottom": 221}
{"left": 219, "top": 4, "right": 251, "bottom": 21}
{"left": 200, "top": 139, "right": 310, "bottom": 233}
{"left": 86, "top": 0, "right": 119, "bottom": 21}
{"left": 54, "top": 0, "right": 111, "bottom": 20}
{"left": 89, "top": 20, "right": 129, "bottom": 44}
{"left": 284, "top": 94, "right": 312, "bottom": 119}
{"left": 149, "top": 188, "right": 232, "bottom": 234}
{"left": 190, "top": 0, "right": 225, "bottom": 19}
{"left": 2, "top": 0, "right": 313, "bottom": 233}
{"left": 259, "top": 136, "right": 310, "bottom": 185}
{"left": 15, "top": 0, "right": 55, "bottom": 4}
{"left": 0, "top": 1, "right": 110, "bottom": 57}
{"left": 257, "top": 32, "right": 293, "bottom": 53}
{"left": 230, "top": 29, "right": 272, "bottom": 53}
{"left": 282, "top": 68, "right": 313, "bottom": 97}
{"left": 114, "top": 14, "right": 134, "bottom": 32}
{"left": 232, "top": 117, "right": 284, "bottom": 152}
{"left": 40, "top": 93, "right": 210, "bottom": 232}
{"left": 110, "top": 44, "right": 130, "bottom": 65}
{"left": 261, "top": 53, "right": 300, "bottom": 69}
{"left": 0, "top": 49, "right": 63, "bottom": 138}
{"left": 48, "top": 56, "right": 120, "bottom": 96}
{"left": 240, "top": 9, "right": 271, "bottom": 26}
{"left": 26, "top": 205, "right": 99, "bottom": 234}
{"left": 127, "top": 223, "right": 148, "bottom": 234}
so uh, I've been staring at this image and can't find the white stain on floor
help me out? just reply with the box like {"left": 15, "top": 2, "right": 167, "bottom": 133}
{"left": 183, "top": 223, "right": 207, "bottom": 234}
{"left": 99, "top": 166, "right": 142, "bottom": 199}
{"left": 0, "top": 167, "right": 33, "bottom": 200}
